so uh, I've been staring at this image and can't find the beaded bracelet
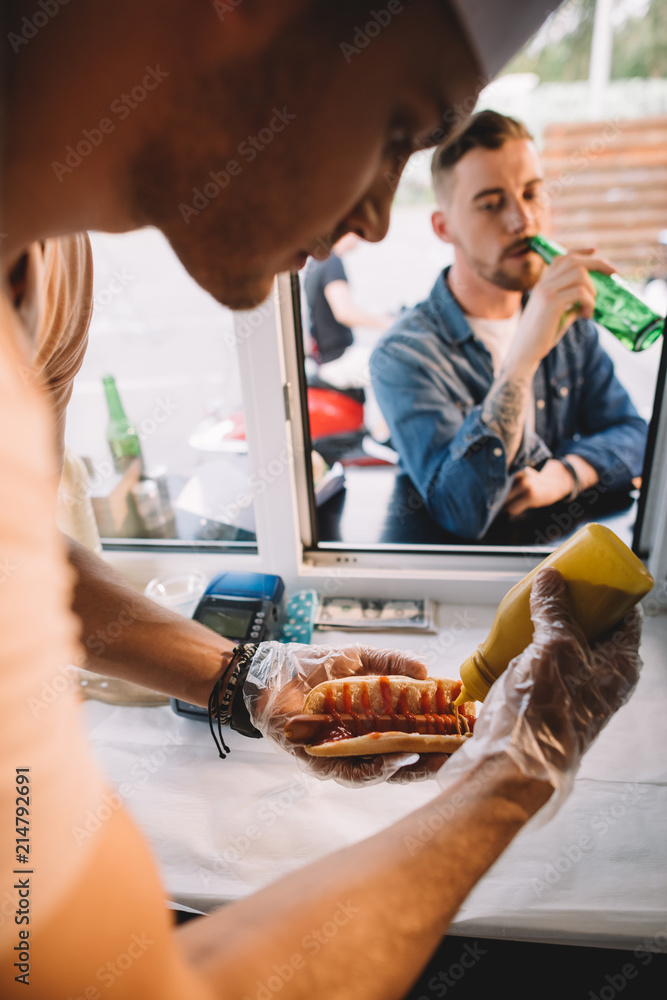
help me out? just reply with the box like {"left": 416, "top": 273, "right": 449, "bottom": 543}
{"left": 208, "top": 644, "right": 258, "bottom": 759}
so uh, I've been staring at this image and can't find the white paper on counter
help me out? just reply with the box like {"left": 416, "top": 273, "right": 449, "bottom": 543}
{"left": 82, "top": 612, "right": 667, "bottom": 949}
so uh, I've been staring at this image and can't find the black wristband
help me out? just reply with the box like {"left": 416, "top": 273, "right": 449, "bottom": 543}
{"left": 208, "top": 644, "right": 259, "bottom": 758}
{"left": 230, "top": 658, "right": 263, "bottom": 739}
{"left": 559, "top": 457, "right": 581, "bottom": 502}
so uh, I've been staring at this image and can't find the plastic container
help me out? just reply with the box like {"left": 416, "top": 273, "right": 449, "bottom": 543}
{"left": 132, "top": 479, "right": 177, "bottom": 539}
{"left": 144, "top": 571, "right": 207, "bottom": 618}
{"left": 456, "top": 523, "right": 653, "bottom": 705}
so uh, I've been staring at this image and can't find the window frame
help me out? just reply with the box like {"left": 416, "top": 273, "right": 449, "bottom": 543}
{"left": 105, "top": 277, "right": 667, "bottom": 605}
{"left": 636, "top": 318, "right": 667, "bottom": 584}
{"left": 278, "top": 275, "right": 667, "bottom": 602}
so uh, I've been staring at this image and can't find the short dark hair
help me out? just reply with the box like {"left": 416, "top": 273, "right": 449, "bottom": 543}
{"left": 431, "top": 110, "right": 533, "bottom": 199}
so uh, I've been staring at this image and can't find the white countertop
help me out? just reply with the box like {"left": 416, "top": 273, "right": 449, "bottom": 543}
{"left": 82, "top": 608, "right": 667, "bottom": 952}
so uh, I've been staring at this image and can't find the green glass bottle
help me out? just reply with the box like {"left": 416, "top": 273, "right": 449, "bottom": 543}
{"left": 528, "top": 234, "right": 664, "bottom": 352}
{"left": 102, "top": 375, "right": 143, "bottom": 473}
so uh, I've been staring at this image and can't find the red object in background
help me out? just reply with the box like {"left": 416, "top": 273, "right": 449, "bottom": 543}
{"left": 306, "top": 386, "right": 364, "bottom": 439}
{"left": 211, "top": 387, "right": 364, "bottom": 445}
{"left": 220, "top": 410, "right": 246, "bottom": 441}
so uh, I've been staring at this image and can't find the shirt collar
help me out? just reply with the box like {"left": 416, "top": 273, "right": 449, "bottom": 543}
{"left": 427, "top": 267, "right": 475, "bottom": 345}
{"left": 427, "top": 267, "right": 531, "bottom": 347}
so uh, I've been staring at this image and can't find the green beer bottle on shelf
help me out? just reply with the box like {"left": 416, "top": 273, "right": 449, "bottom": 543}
{"left": 528, "top": 234, "right": 664, "bottom": 352}
{"left": 102, "top": 374, "right": 143, "bottom": 473}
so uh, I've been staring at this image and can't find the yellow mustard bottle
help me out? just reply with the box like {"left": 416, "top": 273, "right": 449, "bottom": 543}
{"left": 456, "top": 523, "right": 653, "bottom": 705}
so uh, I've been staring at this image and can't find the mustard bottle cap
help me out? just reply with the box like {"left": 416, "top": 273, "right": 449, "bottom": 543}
{"left": 457, "top": 649, "right": 495, "bottom": 704}
{"left": 454, "top": 684, "right": 476, "bottom": 707}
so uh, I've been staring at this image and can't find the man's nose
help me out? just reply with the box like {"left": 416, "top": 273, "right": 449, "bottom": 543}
{"left": 340, "top": 174, "right": 393, "bottom": 244}
{"left": 505, "top": 198, "right": 534, "bottom": 235}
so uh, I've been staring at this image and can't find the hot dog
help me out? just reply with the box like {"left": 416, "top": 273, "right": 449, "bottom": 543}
{"left": 284, "top": 675, "right": 476, "bottom": 756}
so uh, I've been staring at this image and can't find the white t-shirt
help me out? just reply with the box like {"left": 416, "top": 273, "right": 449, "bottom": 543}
{"left": 466, "top": 311, "right": 521, "bottom": 377}
{"left": 467, "top": 310, "right": 535, "bottom": 435}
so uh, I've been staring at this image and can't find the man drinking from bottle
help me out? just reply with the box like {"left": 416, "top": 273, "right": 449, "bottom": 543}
{"left": 371, "top": 110, "right": 648, "bottom": 541}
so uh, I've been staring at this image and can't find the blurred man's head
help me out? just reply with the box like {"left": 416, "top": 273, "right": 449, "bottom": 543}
{"left": 430, "top": 110, "right": 550, "bottom": 292}
{"left": 4, "top": 0, "right": 482, "bottom": 310}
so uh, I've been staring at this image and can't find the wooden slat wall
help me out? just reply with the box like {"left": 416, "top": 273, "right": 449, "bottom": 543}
{"left": 541, "top": 116, "right": 667, "bottom": 279}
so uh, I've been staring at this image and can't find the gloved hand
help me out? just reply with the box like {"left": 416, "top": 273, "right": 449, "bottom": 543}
{"left": 243, "top": 642, "right": 438, "bottom": 786}
{"left": 437, "top": 566, "right": 643, "bottom": 818}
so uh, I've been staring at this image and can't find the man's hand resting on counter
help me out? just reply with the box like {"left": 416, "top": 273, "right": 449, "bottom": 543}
{"left": 504, "top": 455, "right": 599, "bottom": 517}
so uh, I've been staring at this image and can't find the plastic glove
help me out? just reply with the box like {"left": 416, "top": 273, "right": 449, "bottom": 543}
{"left": 243, "top": 642, "right": 438, "bottom": 786}
{"left": 437, "top": 566, "right": 643, "bottom": 819}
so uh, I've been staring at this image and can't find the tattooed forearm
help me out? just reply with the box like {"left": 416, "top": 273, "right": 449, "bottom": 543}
{"left": 481, "top": 374, "right": 531, "bottom": 466}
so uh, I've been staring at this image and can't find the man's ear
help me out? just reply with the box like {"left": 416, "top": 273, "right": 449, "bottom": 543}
{"left": 431, "top": 209, "right": 452, "bottom": 244}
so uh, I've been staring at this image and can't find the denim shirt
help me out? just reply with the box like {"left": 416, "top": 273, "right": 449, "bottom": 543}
{"left": 370, "top": 269, "right": 648, "bottom": 540}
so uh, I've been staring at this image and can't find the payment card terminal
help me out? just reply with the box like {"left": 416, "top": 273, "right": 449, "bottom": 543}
{"left": 170, "top": 572, "right": 285, "bottom": 721}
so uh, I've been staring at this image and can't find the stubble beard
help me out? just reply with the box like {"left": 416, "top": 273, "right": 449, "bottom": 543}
{"left": 487, "top": 254, "right": 544, "bottom": 293}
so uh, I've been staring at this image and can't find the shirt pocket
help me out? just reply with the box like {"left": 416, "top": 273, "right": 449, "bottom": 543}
{"left": 548, "top": 369, "right": 584, "bottom": 439}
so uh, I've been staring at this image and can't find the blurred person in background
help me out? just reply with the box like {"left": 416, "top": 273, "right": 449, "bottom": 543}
{"left": 304, "top": 232, "right": 392, "bottom": 442}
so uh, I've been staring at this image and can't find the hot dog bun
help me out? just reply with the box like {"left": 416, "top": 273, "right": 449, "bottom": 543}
{"left": 304, "top": 732, "right": 469, "bottom": 757}
{"left": 284, "top": 675, "right": 476, "bottom": 757}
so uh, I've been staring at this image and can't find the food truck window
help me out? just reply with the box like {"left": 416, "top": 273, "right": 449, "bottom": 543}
{"left": 65, "top": 228, "right": 258, "bottom": 553}
{"left": 291, "top": 0, "right": 667, "bottom": 564}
